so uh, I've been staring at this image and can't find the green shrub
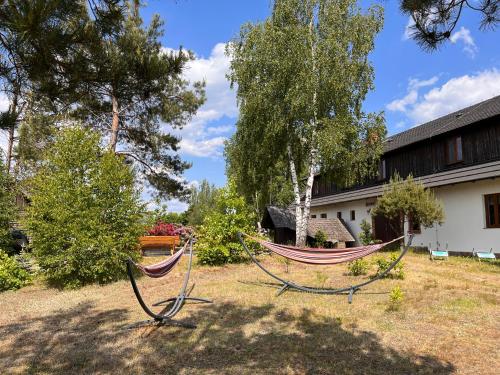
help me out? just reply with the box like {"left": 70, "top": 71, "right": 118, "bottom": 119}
{"left": 374, "top": 253, "right": 405, "bottom": 279}
{"left": 196, "top": 180, "right": 257, "bottom": 266}
{"left": 0, "top": 160, "right": 16, "bottom": 254}
{"left": 347, "top": 258, "right": 369, "bottom": 276}
{"left": 24, "top": 127, "right": 144, "bottom": 288}
{"left": 387, "top": 285, "right": 404, "bottom": 311}
{"left": 0, "top": 250, "right": 31, "bottom": 291}
{"left": 315, "top": 271, "right": 328, "bottom": 288}
{"left": 358, "top": 219, "right": 374, "bottom": 246}
{"left": 313, "top": 230, "right": 327, "bottom": 248}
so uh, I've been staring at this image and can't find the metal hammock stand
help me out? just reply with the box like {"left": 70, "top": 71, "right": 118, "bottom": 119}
{"left": 238, "top": 232, "right": 414, "bottom": 303}
{"left": 126, "top": 237, "right": 212, "bottom": 329}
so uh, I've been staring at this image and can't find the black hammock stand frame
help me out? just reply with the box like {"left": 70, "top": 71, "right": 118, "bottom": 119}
{"left": 238, "top": 232, "right": 414, "bottom": 303}
{"left": 126, "top": 237, "right": 212, "bottom": 329}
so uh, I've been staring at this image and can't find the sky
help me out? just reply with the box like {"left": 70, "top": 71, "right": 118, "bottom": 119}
{"left": 1, "top": 1, "right": 499, "bottom": 212}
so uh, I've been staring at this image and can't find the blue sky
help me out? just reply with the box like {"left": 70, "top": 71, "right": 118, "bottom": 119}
{"left": 141, "top": 0, "right": 499, "bottom": 212}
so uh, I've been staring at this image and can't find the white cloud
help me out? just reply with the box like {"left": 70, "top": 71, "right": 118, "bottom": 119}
{"left": 179, "top": 136, "right": 227, "bottom": 158}
{"left": 168, "top": 42, "right": 236, "bottom": 158}
{"left": 166, "top": 198, "right": 189, "bottom": 213}
{"left": 387, "top": 69, "right": 500, "bottom": 125}
{"left": 387, "top": 76, "right": 438, "bottom": 112}
{"left": 450, "top": 27, "right": 478, "bottom": 58}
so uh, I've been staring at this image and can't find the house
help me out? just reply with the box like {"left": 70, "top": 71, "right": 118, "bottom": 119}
{"left": 261, "top": 206, "right": 355, "bottom": 247}
{"left": 309, "top": 95, "right": 500, "bottom": 254}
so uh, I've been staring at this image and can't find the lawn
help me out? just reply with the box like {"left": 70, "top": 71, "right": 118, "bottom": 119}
{"left": 0, "top": 251, "right": 498, "bottom": 375}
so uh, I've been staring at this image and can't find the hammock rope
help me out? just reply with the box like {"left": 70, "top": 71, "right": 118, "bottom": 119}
{"left": 238, "top": 232, "right": 414, "bottom": 302}
{"left": 126, "top": 237, "right": 212, "bottom": 328}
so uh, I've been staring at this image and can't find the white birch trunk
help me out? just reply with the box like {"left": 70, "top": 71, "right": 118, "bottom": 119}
{"left": 287, "top": 143, "right": 303, "bottom": 246}
{"left": 296, "top": 10, "right": 319, "bottom": 246}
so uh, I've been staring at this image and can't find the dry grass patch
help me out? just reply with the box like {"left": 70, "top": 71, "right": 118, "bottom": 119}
{"left": 0, "top": 252, "right": 498, "bottom": 374}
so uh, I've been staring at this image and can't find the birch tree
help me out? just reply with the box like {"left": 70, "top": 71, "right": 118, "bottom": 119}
{"left": 227, "top": 0, "right": 385, "bottom": 246}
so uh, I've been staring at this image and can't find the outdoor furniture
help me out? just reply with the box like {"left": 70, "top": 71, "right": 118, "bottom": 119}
{"left": 139, "top": 235, "right": 180, "bottom": 256}
{"left": 429, "top": 242, "right": 448, "bottom": 260}
{"left": 472, "top": 248, "right": 496, "bottom": 261}
{"left": 238, "top": 232, "right": 413, "bottom": 303}
{"left": 126, "top": 237, "right": 211, "bottom": 328}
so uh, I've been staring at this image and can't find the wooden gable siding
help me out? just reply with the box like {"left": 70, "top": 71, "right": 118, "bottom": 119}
{"left": 312, "top": 118, "right": 500, "bottom": 198}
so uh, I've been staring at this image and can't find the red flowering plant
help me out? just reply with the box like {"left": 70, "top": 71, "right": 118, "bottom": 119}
{"left": 146, "top": 221, "right": 192, "bottom": 239}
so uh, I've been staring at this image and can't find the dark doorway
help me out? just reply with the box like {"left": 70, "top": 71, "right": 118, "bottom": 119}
{"left": 372, "top": 214, "right": 403, "bottom": 243}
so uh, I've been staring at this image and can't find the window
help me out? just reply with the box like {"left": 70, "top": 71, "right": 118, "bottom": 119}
{"left": 311, "top": 214, "right": 317, "bottom": 219}
{"left": 337, "top": 212, "right": 342, "bottom": 219}
{"left": 446, "top": 136, "right": 463, "bottom": 164}
{"left": 350, "top": 210, "right": 355, "bottom": 221}
{"left": 378, "top": 159, "right": 386, "bottom": 180}
{"left": 408, "top": 215, "right": 421, "bottom": 234}
{"left": 320, "top": 213, "right": 327, "bottom": 219}
{"left": 485, "top": 193, "right": 500, "bottom": 228}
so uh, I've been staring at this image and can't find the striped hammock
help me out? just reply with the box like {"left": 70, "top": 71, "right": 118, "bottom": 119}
{"left": 132, "top": 242, "right": 185, "bottom": 278}
{"left": 245, "top": 234, "right": 404, "bottom": 265}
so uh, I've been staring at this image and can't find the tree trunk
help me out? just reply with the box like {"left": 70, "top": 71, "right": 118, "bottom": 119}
{"left": 298, "top": 144, "right": 317, "bottom": 246}
{"left": 296, "top": 12, "right": 319, "bottom": 247}
{"left": 287, "top": 144, "right": 303, "bottom": 246}
{"left": 109, "top": 94, "right": 120, "bottom": 152}
{"left": 5, "top": 93, "right": 18, "bottom": 174}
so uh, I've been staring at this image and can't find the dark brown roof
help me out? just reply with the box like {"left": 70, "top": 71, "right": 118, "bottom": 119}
{"left": 261, "top": 206, "right": 354, "bottom": 243}
{"left": 384, "top": 95, "right": 500, "bottom": 153}
{"left": 262, "top": 206, "right": 296, "bottom": 230}
{"left": 307, "top": 218, "right": 355, "bottom": 243}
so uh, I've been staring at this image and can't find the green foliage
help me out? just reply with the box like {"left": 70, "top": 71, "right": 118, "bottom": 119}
{"left": 186, "top": 180, "right": 219, "bottom": 226}
{"left": 196, "top": 180, "right": 257, "bottom": 266}
{"left": 313, "top": 230, "right": 327, "bottom": 248}
{"left": 0, "top": 249, "right": 31, "bottom": 291}
{"left": 226, "top": 0, "right": 386, "bottom": 245}
{"left": 0, "top": 160, "right": 16, "bottom": 253}
{"left": 387, "top": 285, "right": 404, "bottom": 311}
{"left": 374, "top": 253, "right": 405, "bottom": 280}
{"left": 144, "top": 203, "right": 188, "bottom": 227}
{"left": 400, "top": 0, "right": 498, "bottom": 51}
{"left": 347, "top": 259, "right": 369, "bottom": 276}
{"left": 358, "top": 219, "right": 374, "bottom": 246}
{"left": 372, "top": 174, "right": 445, "bottom": 229}
{"left": 315, "top": 271, "right": 328, "bottom": 288}
{"left": 24, "top": 127, "right": 144, "bottom": 288}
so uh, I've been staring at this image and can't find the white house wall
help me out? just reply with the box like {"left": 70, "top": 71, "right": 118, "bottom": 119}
{"left": 310, "top": 178, "right": 500, "bottom": 253}
{"left": 309, "top": 199, "right": 374, "bottom": 246}
{"left": 409, "top": 178, "right": 500, "bottom": 253}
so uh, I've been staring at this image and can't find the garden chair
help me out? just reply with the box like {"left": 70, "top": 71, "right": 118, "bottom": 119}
{"left": 472, "top": 248, "right": 496, "bottom": 261}
{"left": 429, "top": 242, "right": 448, "bottom": 260}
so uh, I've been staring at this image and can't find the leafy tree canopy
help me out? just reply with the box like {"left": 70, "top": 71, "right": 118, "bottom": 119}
{"left": 195, "top": 180, "right": 257, "bottom": 266}
{"left": 186, "top": 179, "right": 219, "bottom": 226}
{"left": 227, "top": 0, "right": 385, "bottom": 245}
{"left": 372, "top": 174, "right": 445, "bottom": 230}
{"left": 0, "top": 159, "right": 16, "bottom": 252}
{"left": 24, "top": 126, "right": 145, "bottom": 288}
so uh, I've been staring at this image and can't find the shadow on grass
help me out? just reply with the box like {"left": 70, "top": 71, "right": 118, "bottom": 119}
{"left": 0, "top": 300, "right": 455, "bottom": 374}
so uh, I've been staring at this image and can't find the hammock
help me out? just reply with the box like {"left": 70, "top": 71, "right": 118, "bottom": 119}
{"left": 238, "top": 232, "right": 414, "bottom": 303}
{"left": 244, "top": 235, "right": 404, "bottom": 265}
{"left": 126, "top": 237, "right": 211, "bottom": 328}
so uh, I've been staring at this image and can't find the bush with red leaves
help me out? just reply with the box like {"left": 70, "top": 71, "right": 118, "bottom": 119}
{"left": 147, "top": 221, "right": 191, "bottom": 237}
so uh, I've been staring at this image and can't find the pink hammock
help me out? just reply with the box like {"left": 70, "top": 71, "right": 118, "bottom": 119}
{"left": 238, "top": 232, "right": 413, "bottom": 302}
{"left": 244, "top": 234, "right": 404, "bottom": 265}
{"left": 133, "top": 242, "right": 185, "bottom": 278}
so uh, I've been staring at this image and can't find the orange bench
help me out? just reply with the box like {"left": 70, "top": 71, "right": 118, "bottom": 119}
{"left": 139, "top": 236, "right": 181, "bottom": 255}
